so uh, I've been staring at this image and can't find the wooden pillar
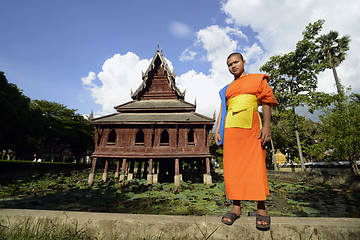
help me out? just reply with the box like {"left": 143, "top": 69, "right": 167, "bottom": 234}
{"left": 204, "top": 157, "right": 212, "bottom": 185}
{"left": 147, "top": 158, "right": 153, "bottom": 184}
{"left": 153, "top": 160, "right": 158, "bottom": 183}
{"left": 206, "top": 157, "right": 211, "bottom": 175}
{"left": 119, "top": 158, "right": 126, "bottom": 182}
{"left": 202, "top": 159, "right": 206, "bottom": 184}
{"left": 88, "top": 157, "right": 97, "bottom": 186}
{"left": 114, "top": 159, "right": 120, "bottom": 179}
{"left": 125, "top": 160, "right": 129, "bottom": 175}
{"left": 174, "top": 158, "right": 180, "bottom": 186}
{"left": 102, "top": 158, "right": 109, "bottom": 182}
{"left": 128, "top": 160, "right": 134, "bottom": 180}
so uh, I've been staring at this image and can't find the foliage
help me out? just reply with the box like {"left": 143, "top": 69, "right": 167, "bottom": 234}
{"left": 299, "top": 118, "right": 325, "bottom": 162}
{"left": 0, "top": 71, "right": 40, "bottom": 159}
{"left": 260, "top": 19, "right": 333, "bottom": 113}
{"left": 260, "top": 20, "right": 334, "bottom": 169}
{"left": 317, "top": 30, "right": 350, "bottom": 69}
{"left": 319, "top": 93, "right": 360, "bottom": 175}
{"left": 30, "top": 100, "right": 94, "bottom": 162}
{"left": 270, "top": 109, "right": 324, "bottom": 162}
{"left": 0, "top": 71, "right": 94, "bottom": 161}
{"left": 0, "top": 160, "right": 89, "bottom": 181}
{"left": 316, "top": 30, "right": 351, "bottom": 95}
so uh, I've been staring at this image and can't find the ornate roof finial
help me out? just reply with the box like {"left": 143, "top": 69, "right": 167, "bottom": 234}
{"left": 131, "top": 88, "right": 133, "bottom": 96}
{"left": 194, "top": 97, "right": 197, "bottom": 107}
{"left": 157, "top": 43, "right": 160, "bottom": 52}
{"left": 213, "top": 110, "right": 216, "bottom": 120}
{"left": 89, "top": 110, "right": 94, "bottom": 120}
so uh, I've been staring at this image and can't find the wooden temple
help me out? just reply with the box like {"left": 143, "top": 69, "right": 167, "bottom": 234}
{"left": 88, "top": 48, "right": 214, "bottom": 186}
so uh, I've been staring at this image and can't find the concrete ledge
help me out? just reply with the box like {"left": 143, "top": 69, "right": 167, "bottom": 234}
{"left": 1, "top": 209, "right": 359, "bottom": 239}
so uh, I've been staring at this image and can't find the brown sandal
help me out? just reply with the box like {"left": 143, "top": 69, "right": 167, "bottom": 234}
{"left": 221, "top": 212, "right": 240, "bottom": 225}
{"left": 256, "top": 214, "right": 271, "bottom": 231}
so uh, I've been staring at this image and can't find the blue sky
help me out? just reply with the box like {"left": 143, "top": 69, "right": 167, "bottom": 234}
{"left": 1, "top": 0, "right": 359, "bottom": 119}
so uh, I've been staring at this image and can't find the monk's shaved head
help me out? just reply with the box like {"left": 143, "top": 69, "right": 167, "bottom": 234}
{"left": 227, "top": 53, "right": 244, "bottom": 62}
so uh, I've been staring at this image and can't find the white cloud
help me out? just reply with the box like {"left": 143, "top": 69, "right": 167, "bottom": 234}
{"left": 82, "top": 52, "right": 151, "bottom": 116}
{"left": 180, "top": 49, "right": 197, "bottom": 62}
{"left": 168, "top": 21, "right": 193, "bottom": 38}
{"left": 176, "top": 70, "right": 218, "bottom": 117}
{"left": 82, "top": 25, "right": 244, "bottom": 118}
{"left": 243, "top": 43, "right": 263, "bottom": 61}
{"left": 195, "top": 25, "right": 245, "bottom": 81}
{"left": 81, "top": 71, "right": 96, "bottom": 86}
{"left": 82, "top": 52, "right": 179, "bottom": 117}
{"left": 175, "top": 25, "right": 247, "bottom": 118}
{"left": 83, "top": 0, "right": 360, "bottom": 122}
{"left": 222, "top": 0, "right": 360, "bottom": 94}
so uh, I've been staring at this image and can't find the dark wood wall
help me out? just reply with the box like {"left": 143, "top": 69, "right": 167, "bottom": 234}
{"left": 93, "top": 123, "right": 212, "bottom": 158}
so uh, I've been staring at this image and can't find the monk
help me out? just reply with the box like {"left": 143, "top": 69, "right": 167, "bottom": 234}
{"left": 215, "top": 53, "right": 278, "bottom": 231}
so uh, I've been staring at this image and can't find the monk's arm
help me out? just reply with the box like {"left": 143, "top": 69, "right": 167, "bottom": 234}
{"left": 259, "top": 103, "right": 272, "bottom": 146}
{"left": 214, "top": 104, "right": 222, "bottom": 146}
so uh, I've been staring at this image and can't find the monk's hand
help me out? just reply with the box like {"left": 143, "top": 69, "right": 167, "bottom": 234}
{"left": 214, "top": 131, "right": 221, "bottom": 146}
{"left": 258, "top": 125, "right": 271, "bottom": 148}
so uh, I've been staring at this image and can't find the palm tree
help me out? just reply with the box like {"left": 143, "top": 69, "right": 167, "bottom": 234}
{"left": 316, "top": 31, "right": 350, "bottom": 96}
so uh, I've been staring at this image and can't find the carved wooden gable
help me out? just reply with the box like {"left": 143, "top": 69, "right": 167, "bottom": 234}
{"left": 131, "top": 49, "right": 185, "bottom": 101}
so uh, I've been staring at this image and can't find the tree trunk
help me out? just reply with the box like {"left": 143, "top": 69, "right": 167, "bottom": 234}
{"left": 350, "top": 158, "right": 360, "bottom": 176}
{"left": 292, "top": 106, "right": 305, "bottom": 171}
{"left": 332, "top": 65, "right": 343, "bottom": 96}
{"left": 271, "top": 139, "right": 278, "bottom": 171}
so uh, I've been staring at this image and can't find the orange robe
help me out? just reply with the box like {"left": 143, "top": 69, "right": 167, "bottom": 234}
{"left": 223, "top": 74, "right": 278, "bottom": 201}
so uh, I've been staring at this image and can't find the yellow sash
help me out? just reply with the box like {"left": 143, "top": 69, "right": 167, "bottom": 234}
{"left": 225, "top": 94, "right": 262, "bottom": 129}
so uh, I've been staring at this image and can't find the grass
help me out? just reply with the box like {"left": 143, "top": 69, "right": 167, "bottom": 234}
{"left": 0, "top": 217, "right": 94, "bottom": 240}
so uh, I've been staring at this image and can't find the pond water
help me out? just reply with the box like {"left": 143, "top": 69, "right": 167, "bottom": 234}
{"left": 0, "top": 169, "right": 359, "bottom": 218}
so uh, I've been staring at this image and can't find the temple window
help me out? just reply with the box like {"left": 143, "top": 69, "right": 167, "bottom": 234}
{"left": 160, "top": 129, "right": 169, "bottom": 146}
{"left": 107, "top": 129, "right": 116, "bottom": 145}
{"left": 188, "top": 129, "right": 195, "bottom": 145}
{"left": 135, "top": 129, "right": 145, "bottom": 146}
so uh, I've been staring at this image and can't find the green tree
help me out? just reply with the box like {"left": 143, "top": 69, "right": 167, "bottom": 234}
{"left": 66, "top": 113, "right": 94, "bottom": 161}
{"left": 319, "top": 93, "right": 360, "bottom": 175}
{"left": 30, "top": 100, "right": 93, "bottom": 162}
{"left": 316, "top": 31, "right": 350, "bottom": 96}
{"left": 0, "top": 71, "right": 39, "bottom": 159}
{"left": 260, "top": 20, "right": 333, "bottom": 170}
{"left": 299, "top": 117, "right": 324, "bottom": 162}
{"left": 271, "top": 109, "right": 323, "bottom": 165}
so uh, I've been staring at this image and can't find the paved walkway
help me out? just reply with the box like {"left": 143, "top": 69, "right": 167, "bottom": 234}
{"left": 1, "top": 209, "right": 359, "bottom": 239}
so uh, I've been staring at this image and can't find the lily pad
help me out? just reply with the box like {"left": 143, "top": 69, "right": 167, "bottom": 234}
{"left": 302, "top": 206, "right": 319, "bottom": 216}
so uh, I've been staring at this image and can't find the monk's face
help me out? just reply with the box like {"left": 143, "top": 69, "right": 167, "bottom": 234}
{"left": 227, "top": 55, "right": 246, "bottom": 78}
